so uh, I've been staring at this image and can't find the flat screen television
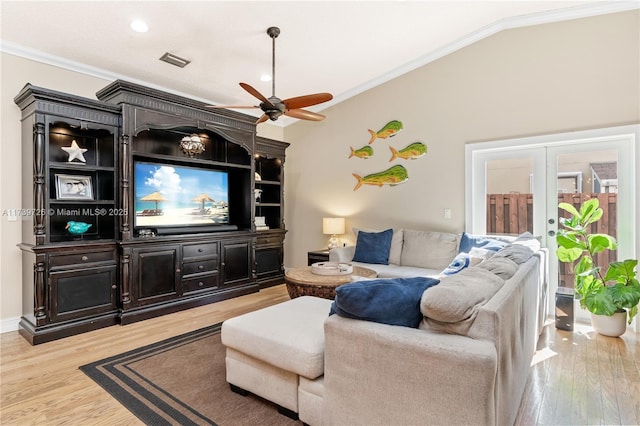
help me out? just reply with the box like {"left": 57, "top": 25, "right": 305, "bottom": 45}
{"left": 134, "top": 160, "right": 229, "bottom": 230}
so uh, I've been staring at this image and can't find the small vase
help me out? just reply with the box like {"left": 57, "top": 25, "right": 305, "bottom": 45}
{"left": 590, "top": 311, "right": 627, "bottom": 337}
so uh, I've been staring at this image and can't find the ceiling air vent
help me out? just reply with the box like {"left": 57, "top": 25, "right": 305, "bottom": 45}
{"left": 159, "top": 52, "right": 191, "bottom": 68}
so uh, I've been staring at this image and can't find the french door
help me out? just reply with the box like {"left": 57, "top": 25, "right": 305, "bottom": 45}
{"left": 466, "top": 125, "right": 637, "bottom": 326}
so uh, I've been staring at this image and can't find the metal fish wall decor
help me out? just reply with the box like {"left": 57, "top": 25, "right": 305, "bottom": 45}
{"left": 349, "top": 119, "right": 428, "bottom": 191}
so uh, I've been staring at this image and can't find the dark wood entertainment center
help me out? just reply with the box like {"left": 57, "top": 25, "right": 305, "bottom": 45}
{"left": 15, "top": 81, "right": 289, "bottom": 344}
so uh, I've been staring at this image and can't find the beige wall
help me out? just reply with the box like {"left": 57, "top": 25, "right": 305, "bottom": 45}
{"left": 1, "top": 10, "right": 638, "bottom": 327}
{"left": 283, "top": 10, "right": 640, "bottom": 267}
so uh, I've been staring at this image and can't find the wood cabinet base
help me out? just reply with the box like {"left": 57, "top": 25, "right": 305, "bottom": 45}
{"left": 119, "top": 283, "right": 259, "bottom": 325}
{"left": 18, "top": 313, "right": 119, "bottom": 346}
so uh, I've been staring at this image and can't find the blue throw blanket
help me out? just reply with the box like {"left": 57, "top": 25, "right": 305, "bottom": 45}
{"left": 329, "top": 276, "right": 440, "bottom": 328}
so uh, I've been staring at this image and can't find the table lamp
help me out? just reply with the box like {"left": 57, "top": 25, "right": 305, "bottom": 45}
{"left": 323, "top": 217, "right": 345, "bottom": 249}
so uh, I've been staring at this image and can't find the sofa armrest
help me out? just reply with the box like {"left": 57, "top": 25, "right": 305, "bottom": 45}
{"left": 329, "top": 245, "right": 355, "bottom": 262}
{"left": 322, "top": 315, "right": 498, "bottom": 425}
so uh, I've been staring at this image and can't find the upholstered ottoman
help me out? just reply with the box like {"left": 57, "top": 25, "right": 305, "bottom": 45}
{"left": 220, "top": 296, "right": 332, "bottom": 420}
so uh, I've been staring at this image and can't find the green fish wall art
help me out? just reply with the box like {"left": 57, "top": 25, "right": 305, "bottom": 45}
{"left": 389, "top": 142, "right": 427, "bottom": 162}
{"left": 352, "top": 165, "right": 409, "bottom": 191}
{"left": 368, "top": 120, "right": 403, "bottom": 144}
{"left": 348, "top": 145, "right": 374, "bottom": 159}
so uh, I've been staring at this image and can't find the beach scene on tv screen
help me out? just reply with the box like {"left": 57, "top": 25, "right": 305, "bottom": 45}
{"left": 135, "top": 162, "right": 229, "bottom": 227}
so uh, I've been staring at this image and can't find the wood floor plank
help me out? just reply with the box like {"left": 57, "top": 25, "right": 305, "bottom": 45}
{"left": 570, "top": 327, "right": 588, "bottom": 425}
{"left": 2, "top": 285, "right": 639, "bottom": 426}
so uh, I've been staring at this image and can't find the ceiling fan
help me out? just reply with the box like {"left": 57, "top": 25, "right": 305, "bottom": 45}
{"left": 208, "top": 26, "right": 333, "bottom": 124}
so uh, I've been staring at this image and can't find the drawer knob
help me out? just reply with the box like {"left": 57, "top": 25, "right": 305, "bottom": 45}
{"left": 198, "top": 265, "right": 204, "bottom": 270}
{"left": 111, "top": 285, "right": 117, "bottom": 289}
{"left": 198, "top": 248, "right": 203, "bottom": 252}
{"left": 198, "top": 281, "right": 204, "bottom": 287}
{"left": 81, "top": 256, "right": 89, "bottom": 261}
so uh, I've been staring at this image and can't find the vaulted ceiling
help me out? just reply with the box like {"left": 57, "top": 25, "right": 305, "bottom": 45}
{"left": 1, "top": 1, "right": 635, "bottom": 125}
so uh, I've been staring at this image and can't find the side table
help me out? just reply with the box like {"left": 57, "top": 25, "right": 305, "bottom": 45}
{"left": 307, "top": 249, "right": 330, "bottom": 266}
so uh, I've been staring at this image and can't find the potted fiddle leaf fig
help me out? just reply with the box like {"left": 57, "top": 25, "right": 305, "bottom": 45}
{"left": 556, "top": 198, "right": 640, "bottom": 337}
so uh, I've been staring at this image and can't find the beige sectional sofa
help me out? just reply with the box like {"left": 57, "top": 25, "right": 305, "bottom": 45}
{"left": 221, "top": 231, "right": 548, "bottom": 425}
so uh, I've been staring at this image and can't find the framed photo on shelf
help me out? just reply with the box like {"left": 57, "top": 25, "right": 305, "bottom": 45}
{"left": 55, "top": 174, "right": 93, "bottom": 200}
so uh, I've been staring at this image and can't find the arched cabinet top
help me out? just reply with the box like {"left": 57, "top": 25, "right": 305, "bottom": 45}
{"left": 97, "top": 80, "right": 256, "bottom": 154}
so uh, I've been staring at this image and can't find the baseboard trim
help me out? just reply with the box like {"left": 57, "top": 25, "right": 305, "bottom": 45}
{"left": 1, "top": 316, "right": 20, "bottom": 334}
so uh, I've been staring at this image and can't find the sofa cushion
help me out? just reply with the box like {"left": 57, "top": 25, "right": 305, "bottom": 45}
{"left": 352, "top": 229, "right": 393, "bottom": 265}
{"left": 476, "top": 256, "right": 519, "bottom": 280}
{"left": 493, "top": 243, "right": 534, "bottom": 265}
{"left": 400, "top": 230, "right": 459, "bottom": 270}
{"left": 330, "top": 276, "right": 440, "bottom": 328}
{"left": 420, "top": 267, "right": 504, "bottom": 325}
{"left": 354, "top": 228, "right": 404, "bottom": 265}
{"left": 459, "top": 232, "right": 509, "bottom": 253}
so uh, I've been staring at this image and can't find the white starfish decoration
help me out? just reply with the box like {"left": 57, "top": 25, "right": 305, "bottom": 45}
{"left": 62, "top": 140, "right": 87, "bottom": 163}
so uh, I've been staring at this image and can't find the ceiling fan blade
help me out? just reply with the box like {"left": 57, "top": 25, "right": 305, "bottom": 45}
{"left": 283, "top": 93, "right": 333, "bottom": 110}
{"left": 256, "top": 114, "right": 270, "bottom": 124}
{"left": 284, "top": 109, "right": 326, "bottom": 121}
{"left": 205, "top": 105, "right": 258, "bottom": 109}
{"left": 240, "top": 82, "right": 275, "bottom": 108}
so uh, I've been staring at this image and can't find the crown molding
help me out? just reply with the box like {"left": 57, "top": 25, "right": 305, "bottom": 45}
{"left": 2, "top": 1, "right": 637, "bottom": 128}
{"left": 0, "top": 41, "right": 236, "bottom": 110}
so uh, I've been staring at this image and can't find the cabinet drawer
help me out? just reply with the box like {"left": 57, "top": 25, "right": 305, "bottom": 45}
{"left": 182, "top": 274, "right": 218, "bottom": 294}
{"left": 257, "top": 235, "right": 282, "bottom": 246}
{"left": 49, "top": 249, "right": 117, "bottom": 268}
{"left": 183, "top": 243, "right": 218, "bottom": 259}
{"left": 182, "top": 259, "right": 218, "bottom": 276}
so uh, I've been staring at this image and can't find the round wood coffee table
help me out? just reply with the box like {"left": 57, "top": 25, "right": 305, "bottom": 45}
{"left": 285, "top": 265, "right": 378, "bottom": 299}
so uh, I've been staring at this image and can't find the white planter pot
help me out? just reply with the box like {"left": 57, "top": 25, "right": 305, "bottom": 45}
{"left": 590, "top": 311, "right": 627, "bottom": 337}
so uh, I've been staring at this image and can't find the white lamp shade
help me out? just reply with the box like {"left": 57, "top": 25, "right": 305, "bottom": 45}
{"left": 322, "top": 217, "right": 345, "bottom": 235}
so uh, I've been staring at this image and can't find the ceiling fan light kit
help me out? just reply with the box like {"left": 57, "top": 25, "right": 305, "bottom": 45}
{"left": 208, "top": 26, "right": 333, "bottom": 124}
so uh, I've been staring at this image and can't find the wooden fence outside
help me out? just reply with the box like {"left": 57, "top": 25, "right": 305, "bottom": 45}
{"left": 486, "top": 192, "right": 618, "bottom": 288}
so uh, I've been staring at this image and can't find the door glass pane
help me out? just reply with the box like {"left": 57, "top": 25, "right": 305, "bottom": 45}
{"left": 556, "top": 150, "right": 618, "bottom": 289}
{"left": 486, "top": 157, "right": 534, "bottom": 234}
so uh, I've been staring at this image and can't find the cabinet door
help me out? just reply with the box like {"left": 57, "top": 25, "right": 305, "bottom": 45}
{"left": 131, "top": 246, "right": 180, "bottom": 306}
{"left": 256, "top": 246, "right": 283, "bottom": 278}
{"left": 49, "top": 265, "right": 117, "bottom": 322}
{"left": 222, "top": 241, "right": 251, "bottom": 286}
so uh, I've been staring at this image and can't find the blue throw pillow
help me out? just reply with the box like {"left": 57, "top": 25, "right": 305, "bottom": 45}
{"left": 329, "top": 277, "right": 440, "bottom": 327}
{"left": 352, "top": 229, "right": 393, "bottom": 265}
{"left": 459, "top": 232, "right": 508, "bottom": 253}
{"left": 442, "top": 252, "right": 472, "bottom": 275}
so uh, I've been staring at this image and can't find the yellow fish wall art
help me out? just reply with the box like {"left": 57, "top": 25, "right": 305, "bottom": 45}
{"left": 352, "top": 165, "right": 409, "bottom": 191}
{"left": 349, "top": 145, "right": 374, "bottom": 159}
{"left": 389, "top": 142, "right": 427, "bottom": 162}
{"left": 368, "top": 120, "right": 403, "bottom": 144}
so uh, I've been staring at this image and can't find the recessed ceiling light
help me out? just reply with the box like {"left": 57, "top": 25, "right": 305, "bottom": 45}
{"left": 130, "top": 20, "right": 149, "bottom": 33}
{"left": 260, "top": 74, "right": 272, "bottom": 82}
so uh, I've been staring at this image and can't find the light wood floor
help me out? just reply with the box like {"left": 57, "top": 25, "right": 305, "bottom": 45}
{"left": 1, "top": 284, "right": 639, "bottom": 425}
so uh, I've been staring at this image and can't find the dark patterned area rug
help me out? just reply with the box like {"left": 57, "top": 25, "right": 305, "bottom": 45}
{"left": 80, "top": 323, "right": 301, "bottom": 426}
